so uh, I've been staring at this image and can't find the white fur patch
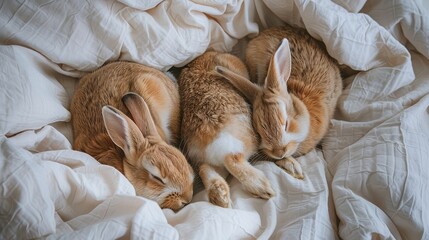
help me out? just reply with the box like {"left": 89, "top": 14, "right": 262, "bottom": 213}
{"left": 281, "top": 112, "right": 310, "bottom": 145}
{"left": 188, "top": 169, "right": 195, "bottom": 184}
{"left": 277, "top": 98, "right": 309, "bottom": 146}
{"left": 202, "top": 165, "right": 223, "bottom": 181}
{"left": 278, "top": 99, "right": 288, "bottom": 124}
{"left": 158, "top": 108, "right": 172, "bottom": 142}
{"left": 164, "top": 71, "right": 177, "bottom": 82}
{"left": 205, "top": 130, "right": 244, "bottom": 166}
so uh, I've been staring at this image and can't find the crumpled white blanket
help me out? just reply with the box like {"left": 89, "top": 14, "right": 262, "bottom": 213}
{"left": 1, "top": 0, "right": 428, "bottom": 239}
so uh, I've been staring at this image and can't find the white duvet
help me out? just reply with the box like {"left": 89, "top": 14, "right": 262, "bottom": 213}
{"left": 1, "top": 0, "right": 428, "bottom": 239}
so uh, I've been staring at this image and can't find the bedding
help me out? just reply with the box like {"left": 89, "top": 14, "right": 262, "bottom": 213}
{"left": 1, "top": 0, "right": 428, "bottom": 239}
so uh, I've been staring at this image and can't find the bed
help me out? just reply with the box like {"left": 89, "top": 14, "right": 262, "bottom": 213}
{"left": 1, "top": 0, "right": 428, "bottom": 239}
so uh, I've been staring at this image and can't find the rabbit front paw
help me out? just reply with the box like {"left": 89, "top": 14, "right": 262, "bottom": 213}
{"left": 242, "top": 171, "right": 275, "bottom": 199}
{"left": 208, "top": 179, "right": 231, "bottom": 208}
{"left": 276, "top": 156, "right": 304, "bottom": 180}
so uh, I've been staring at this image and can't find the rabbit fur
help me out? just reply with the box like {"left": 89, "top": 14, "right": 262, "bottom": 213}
{"left": 178, "top": 52, "right": 275, "bottom": 208}
{"left": 71, "top": 61, "right": 194, "bottom": 211}
{"left": 216, "top": 24, "right": 342, "bottom": 179}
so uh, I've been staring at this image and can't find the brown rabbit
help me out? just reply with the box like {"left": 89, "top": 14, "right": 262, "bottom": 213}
{"left": 178, "top": 52, "right": 275, "bottom": 208}
{"left": 216, "top": 24, "right": 342, "bottom": 179}
{"left": 71, "top": 62, "right": 194, "bottom": 211}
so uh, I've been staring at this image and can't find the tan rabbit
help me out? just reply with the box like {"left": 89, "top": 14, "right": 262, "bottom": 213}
{"left": 178, "top": 51, "right": 275, "bottom": 208}
{"left": 216, "top": 24, "right": 342, "bottom": 179}
{"left": 71, "top": 62, "right": 194, "bottom": 211}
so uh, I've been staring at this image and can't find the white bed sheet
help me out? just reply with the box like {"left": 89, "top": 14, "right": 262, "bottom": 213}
{"left": 1, "top": 0, "right": 428, "bottom": 239}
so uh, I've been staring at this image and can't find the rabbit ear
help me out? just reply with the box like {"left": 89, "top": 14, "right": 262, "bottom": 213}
{"left": 215, "top": 66, "right": 261, "bottom": 103}
{"left": 265, "top": 38, "right": 292, "bottom": 90}
{"left": 102, "top": 105, "right": 143, "bottom": 160}
{"left": 122, "top": 92, "right": 161, "bottom": 140}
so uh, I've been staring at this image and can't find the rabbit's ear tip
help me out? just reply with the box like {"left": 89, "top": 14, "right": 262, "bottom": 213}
{"left": 122, "top": 92, "right": 140, "bottom": 102}
{"left": 214, "top": 66, "right": 223, "bottom": 73}
{"left": 102, "top": 105, "right": 118, "bottom": 114}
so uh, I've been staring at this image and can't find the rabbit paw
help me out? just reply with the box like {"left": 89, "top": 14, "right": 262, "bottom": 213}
{"left": 208, "top": 179, "right": 231, "bottom": 208}
{"left": 242, "top": 171, "right": 275, "bottom": 199}
{"left": 276, "top": 156, "right": 304, "bottom": 180}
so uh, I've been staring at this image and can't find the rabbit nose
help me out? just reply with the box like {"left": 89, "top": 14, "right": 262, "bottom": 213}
{"left": 169, "top": 202, "right": 186, "bottom": 213}
{"left": 182, "top": 194, "right": 193, "bottom": 206}
{"left": 171, "top": 200, "right": 190, "bottom": 213}
{"left": 181, "top": 200, "right": 190, "bottom": 207}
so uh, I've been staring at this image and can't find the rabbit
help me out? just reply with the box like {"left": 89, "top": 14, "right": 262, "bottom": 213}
{"left": 215, "top": 24, "right": 342, "bottom": 179}
{"left": 178, "top": 51, "right": 275, "bottom": 208}
{"left": 71, "top": 61, "right": 194, "bottom": 211}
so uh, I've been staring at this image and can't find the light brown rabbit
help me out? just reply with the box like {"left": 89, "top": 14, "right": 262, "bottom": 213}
{"left": 178, "top": 51, "right": 275, "bottom": 208}
{"left": 216, "top": 24, "right": 342, "bottom": 179}
{"left": 71, "top": 62, "right": 194, "bottom": 211}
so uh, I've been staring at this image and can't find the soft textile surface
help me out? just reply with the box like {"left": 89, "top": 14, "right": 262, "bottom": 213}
{"left": 1, "top": 0, "right": 428, "bottom": 239}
